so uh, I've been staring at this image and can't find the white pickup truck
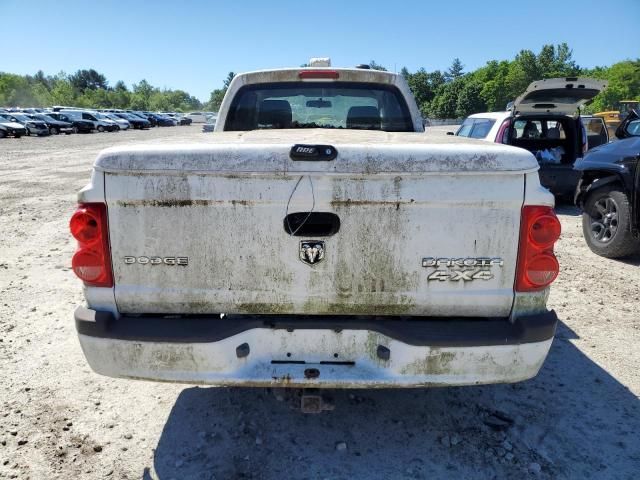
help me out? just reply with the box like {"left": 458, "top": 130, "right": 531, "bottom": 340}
{"left": 71, "top": 61, "right": 561, "bottom": 390}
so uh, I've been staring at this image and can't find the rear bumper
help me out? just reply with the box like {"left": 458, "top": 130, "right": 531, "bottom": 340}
{"left": 75, "top": 307, "right": 557, "bottom": 388}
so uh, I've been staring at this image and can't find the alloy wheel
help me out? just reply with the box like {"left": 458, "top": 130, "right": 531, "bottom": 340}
{"left": 590, "top": 196, "right": 619, "bottom": 243}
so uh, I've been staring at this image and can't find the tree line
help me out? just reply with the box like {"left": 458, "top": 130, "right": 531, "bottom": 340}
{"left": 398, "top": 44, "right": 639, "bottom": 119}
{"left": 1, "top": 44, "right": 638, "bottom": 117}
{"left": 0, "top": 69, "right": 203, "bottom": 112}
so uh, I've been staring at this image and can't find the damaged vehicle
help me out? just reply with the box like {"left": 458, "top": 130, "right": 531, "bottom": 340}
{"left": 455, "top": 78, "right": 608, "bottom": 199}
{"left": 1, "top": 112, "right": 49, "bottom": 136}
{"left": 575, "top": 110, "right": 640, "bottom": 258}
{"left": 71, "top": 61, "right": 561, "bottom": 399}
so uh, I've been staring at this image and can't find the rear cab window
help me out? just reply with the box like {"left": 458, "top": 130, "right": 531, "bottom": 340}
{"left": 224, "top": 82, "right": 413, "bottom": 132}
{"left": 456, "top": 118, "right": 496, "bottom": 139}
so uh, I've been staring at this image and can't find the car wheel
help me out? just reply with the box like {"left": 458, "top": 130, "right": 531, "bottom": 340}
{"left": 0, "top": 130, "right": 6, "bottom": 138}
{"left": 97, "top": 125, "right": 105, "bottom": 132}
{"left": 50, "top": 127, "right": 59, "bottom": 135}
{"left": 582, "top": 185, "right": 640, "bottom": 258}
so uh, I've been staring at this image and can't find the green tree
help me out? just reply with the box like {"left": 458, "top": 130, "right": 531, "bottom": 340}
{"left": 584, "top": 60, "right": 640, "bottom": 112}
{"left": 402, "top": 68, "right": 447, "bottom": 116}
{"left": 131, "top": 79, "right": 154, "bottom": 110}
{"left": 223, "top": 72, "right": 235, "bottom": 89}
{"left": 69, "top": 69, "right": 108, "bottom": 92}
{"left": 429, "top": 77, "right": 466, "bottom": 118}
{"left": 49, "top": 73, "right": 76, "bottom": 106}
{"left": 206, "top": 72, "right": 236, "bottom": 111}
{"left": 369, "top": 60, "right": 387, "bottom": 71}
{"left": 114, "top": 80, "right": 128, "bottom": 92}
{"left": 456, "top": 81, "right": 485, "bottom": 117}
{"left": 446, "top": 58, "right": 465, "bottom": 81}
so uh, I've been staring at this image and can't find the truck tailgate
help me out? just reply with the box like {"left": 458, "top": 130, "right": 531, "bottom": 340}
{"left": 98, "top": 131, "right": 538, "bottom": 318}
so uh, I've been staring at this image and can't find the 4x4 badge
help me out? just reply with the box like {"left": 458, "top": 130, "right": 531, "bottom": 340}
{"left": 300, "top": 241, "right": 325, "bottom": 265}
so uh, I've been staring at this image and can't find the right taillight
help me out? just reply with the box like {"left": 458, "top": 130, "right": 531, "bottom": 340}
{"left": 515, "top": 206, "right": 561, "bottom": 292}
{"left": 70, "top": 203, "right": 113, "bottom": 287}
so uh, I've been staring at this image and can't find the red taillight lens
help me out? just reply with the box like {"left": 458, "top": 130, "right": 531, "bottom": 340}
{"left": 70, "top": 209, "right": 101, "bottom": 244}
{"left": 72, "top": 250, "right": 107, "bottom": 282}
{"left": 529, "top": 215, "right": 561, "bottom": 247}
{"left": 69, "top": 203, "right": 113, "bottom": 287}
{"left": 515, "top": 206, "right": 561, "bottom": 292}
{"left": 524, "top": 254, "right": 560, "bottom": 287}
{"left": 298, "top": 70, "right": 339, "bottom": 79}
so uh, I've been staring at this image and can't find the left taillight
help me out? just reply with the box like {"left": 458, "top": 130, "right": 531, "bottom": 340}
{"left": 515, "top": 206, "right": 561, "bottom": 292}
{"left": 70, "top": 203, "right": 113, "bottom": 287}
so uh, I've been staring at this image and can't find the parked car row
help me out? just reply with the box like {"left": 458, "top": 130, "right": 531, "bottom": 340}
{"left": 0, "top": 106, "right": 203, "bottom": 138}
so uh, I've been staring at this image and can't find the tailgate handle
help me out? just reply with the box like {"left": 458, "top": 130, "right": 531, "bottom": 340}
{"left": 290, "top": 144, "right": 337, "bottom": 161}
{"left": 284, "top": 212, "right": 340, "bottom": 236}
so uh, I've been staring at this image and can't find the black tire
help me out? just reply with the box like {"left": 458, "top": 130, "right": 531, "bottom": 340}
{"left": 0, "top": 130, "right": 6, "bottom": 138}
{"left": 582, "top": 185, "right": 640, "bottom": 258}
{"left": 14, "top": 134, "right": 22, "bottom": 138}
{"left": 50, "top": 127, "right": 59, "bottom": 135}
{"left": 97, "top": 125, "right": 105, "bottom": 132}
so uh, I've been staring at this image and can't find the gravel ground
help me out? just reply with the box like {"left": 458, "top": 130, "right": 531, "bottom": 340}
{"left": 0, "top": 126, "right": 639, "bottom": 480}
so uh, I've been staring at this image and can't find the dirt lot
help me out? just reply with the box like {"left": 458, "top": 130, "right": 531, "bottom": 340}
{"left": 0, "top": 126, "right": 639, "bottom": 480}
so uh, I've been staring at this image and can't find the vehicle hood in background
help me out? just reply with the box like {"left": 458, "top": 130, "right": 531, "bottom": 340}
{"left": 575, "top": 136, "right": 640, "bottom": 171}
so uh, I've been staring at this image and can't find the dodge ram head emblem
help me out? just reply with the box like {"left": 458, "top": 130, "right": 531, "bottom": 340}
{"left": 300, "top": 241, "right": 325, "bottom": 265}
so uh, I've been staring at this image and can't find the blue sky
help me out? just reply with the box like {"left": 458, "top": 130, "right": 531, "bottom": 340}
{"left": 3, "top": 0, "right": 639, "bottom": 101}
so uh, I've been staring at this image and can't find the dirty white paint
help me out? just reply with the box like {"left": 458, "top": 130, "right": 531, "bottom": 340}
{"left": 78, "top": 330, "right": 552, "bottom": 388}
{"left": 78, "top": 129, "right": 555, "bottom": 319}
{"left": 95, "top": 135, "right": 541, "bottom": 317}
